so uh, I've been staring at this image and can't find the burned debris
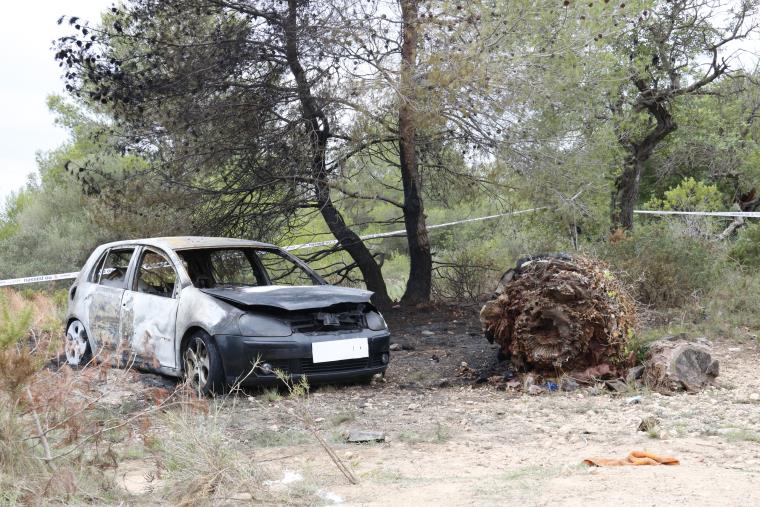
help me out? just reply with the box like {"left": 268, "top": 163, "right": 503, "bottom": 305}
{"left": 480, "top": 254, "right": 636, "bottom": 375}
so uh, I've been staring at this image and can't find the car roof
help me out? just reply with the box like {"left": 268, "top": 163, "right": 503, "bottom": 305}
{"left": 99, "top": 236, "right": 278, "bottom": 252}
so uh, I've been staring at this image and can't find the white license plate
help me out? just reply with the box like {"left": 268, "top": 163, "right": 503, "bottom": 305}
{"left": 312, "top": 338, "right": 369, "bottom": 363}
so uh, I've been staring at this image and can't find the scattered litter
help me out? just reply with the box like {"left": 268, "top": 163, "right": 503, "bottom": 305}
{"left": 527, "top": 385, "right": 544, "bottom": 395}
{"left": 625, "top": 395, "right": 643, "bottom": 405}
{"left": 317, "top": 490, "right": 344, "bottom": 504}
{"left": 346, "top": 430, "right": 386, "bottom": 443}
{"left": 263, "top": 470, "right": 303, "bottom": 487}
{"left": 545, "top": 381, "right": 558, "bottom": 392}
{"left": 390, "top": 343, "right": 402, "bottom": 351}
{"left": 421, "top": 330, "right": 435, "bottom": 336}
{"left": 560, "top": 377, "right": 579, "bottom": 392}
{"left": 583, "top": 450, "right": 679, "bottom": 467}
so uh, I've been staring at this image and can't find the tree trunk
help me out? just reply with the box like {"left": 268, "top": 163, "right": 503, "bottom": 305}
{"left": 610, "top": 155, "right": 642, "bottom": 230}
{"left": 398, "top": 0, "right": 432, "bottom": 305}
{"left": 283, "top": 1, "right": 392, "bottom": 309}
{"left": 610, "top": 93, "right": 677, "bottom": 231}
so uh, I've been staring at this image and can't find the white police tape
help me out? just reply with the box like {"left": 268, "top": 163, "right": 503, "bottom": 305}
{"left": 3, "top": 206, "right": 755, "bottom": 288}
{"left": 634, "top": 210, "right": 760, "bottom": 218}
{"left": 0, "top": 207, "right": 547, "bottom": 287}
{"left": 0, "top": 272, "right": 81, "bottom": 288}
{"left": 283, "top": 206, "right": 548, "bottom": 251}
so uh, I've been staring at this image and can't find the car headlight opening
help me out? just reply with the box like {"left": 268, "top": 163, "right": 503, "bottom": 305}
{"left": 238, "top": 314, "right": 292, "bottom": 337}
{"left": 365, "top": 311, "right": 388, "bottom": 331}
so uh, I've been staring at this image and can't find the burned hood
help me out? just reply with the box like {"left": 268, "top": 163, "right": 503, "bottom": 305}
{"left": 200, "top": 285, "right": 374, "bottom": 311}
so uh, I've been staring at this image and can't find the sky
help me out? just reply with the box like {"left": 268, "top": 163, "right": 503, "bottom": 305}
{"left": 0, "top": 1, "right": 109, "bottom": 206}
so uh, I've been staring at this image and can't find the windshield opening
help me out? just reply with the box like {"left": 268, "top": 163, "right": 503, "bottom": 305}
{"left": 176, "top": 247, "right": 320, "bottom": 288}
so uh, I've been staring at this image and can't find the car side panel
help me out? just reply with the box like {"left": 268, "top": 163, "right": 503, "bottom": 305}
{"left": 174, "top": 287, "right": 244, "bottom": 370}
{"left": 121, "top": 290, "right": 179, "bottom": 370}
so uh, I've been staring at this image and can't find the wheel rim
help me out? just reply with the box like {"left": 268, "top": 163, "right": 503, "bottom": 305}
{"left": 65, "top": 321, "right": 89, "bottom": 366}
{"left": 184, "top": 337, "right": 210, "bottom": 391}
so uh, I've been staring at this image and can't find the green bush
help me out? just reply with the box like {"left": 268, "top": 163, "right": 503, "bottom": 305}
{"left": 645, "top": 177, "right": 724, "bottom": 211}
{"left": 730, "top": 221, "right": 760, "bottom": 268}
{"left": 596, "top": 223, "right": 723, "bottom": 308}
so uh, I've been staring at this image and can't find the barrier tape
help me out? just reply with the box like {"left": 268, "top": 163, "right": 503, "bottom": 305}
{"left": 0, "top": 207, "right": 546, "bottom": 287}
{"left": 283, "top": 206, "right": 548, "bottom": 251}
{"left": 0, "top": 272, "right": 81, "bottom": 288}
{"left": 3, "top": 206, "right": 755, "bottom": 288}
{"left": 633, "top": 210, "right": 760, "bottom": 218}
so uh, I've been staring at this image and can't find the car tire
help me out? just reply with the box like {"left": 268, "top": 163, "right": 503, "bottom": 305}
{"left": 65, "top": 320, "right": 92, "bottom": 367}
{"left": 183, "top": 331, "right": 227, "bottom": 396}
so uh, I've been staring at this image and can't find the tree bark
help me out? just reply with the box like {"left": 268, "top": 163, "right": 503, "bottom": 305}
{"left": 611, "top": 89, "right": 677, "bottom": 230}
{"left": 610, "top": 156, "right": 643, "bottom": 230}
{"left": 284, "top": 1, "right": 392, "bottom": 308}
{"left": 398, "top": 0, "right": 432, "bottom": 305}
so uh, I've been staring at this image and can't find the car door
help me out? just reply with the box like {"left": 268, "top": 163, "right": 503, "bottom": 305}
{"left": 120, "top": 247, "right": 179, "bottom": 369}
{"left": 87, "top": 247, "right": 136, "bottom": 355}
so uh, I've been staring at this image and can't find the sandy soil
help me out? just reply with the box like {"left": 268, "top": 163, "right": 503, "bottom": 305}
{"left": 108, "top": 305, "right": 760, "bottom": 506}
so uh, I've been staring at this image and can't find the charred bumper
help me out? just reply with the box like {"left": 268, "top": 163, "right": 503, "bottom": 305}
{"left": 213, "top": 331, "right": 390, "bottom": 386}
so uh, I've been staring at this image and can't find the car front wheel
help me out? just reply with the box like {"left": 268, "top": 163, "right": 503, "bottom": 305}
{"left": 183, "top": 331, "right": 226, "bottom": 396}
{"left": 65, "top": 320, "right": 92, "bottom": 366}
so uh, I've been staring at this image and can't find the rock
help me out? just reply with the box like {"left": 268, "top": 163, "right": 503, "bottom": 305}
{"left": 626, "top": 365, "right": 645, "bottom": 383}
{"left": 637, "top": 416, "right": 660, "bottom": 433}
{"left": 643, "top": 339, "right": 719, "bottom": 392}
{"left": 389, "top": 343, "right": 402, "bottom": 351}
{"left": 346, "top": 430, "right": 386, "bottom": 443}
{"left": 604, "top": 379, "right": 628, "bottom": 393}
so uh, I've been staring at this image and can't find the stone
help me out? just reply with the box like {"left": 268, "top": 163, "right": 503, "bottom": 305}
{"left": 638, "top": 416, "right": 660, "bottom": 433}
{"left": 390, "top": 343, "right": 402, "bottom": 351}
{"left": 643, "top": 339, "right": 719, "bottom": 392}
{"left": 346, "top": 430, "right": 386, "bottom": 443}
{"left": 604, "top": 379, "right": 629, "bottom": 393}
{"left": 626, "top": 365, "right": 645, "bottom": 383}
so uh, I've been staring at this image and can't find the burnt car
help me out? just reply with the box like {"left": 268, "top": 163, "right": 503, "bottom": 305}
{"left": 64, "top": 237, "right": 390, "bottom": 394}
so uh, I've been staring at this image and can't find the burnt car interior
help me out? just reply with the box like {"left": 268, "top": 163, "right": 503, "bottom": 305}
{"left": 91, "top": 248, "right": 134, "bottom": 288}
{"left": 177, "top": 248, "right": 319, "bottom": 288}
{"left": 134, "top": 250, "right": 178, "bottom": 298}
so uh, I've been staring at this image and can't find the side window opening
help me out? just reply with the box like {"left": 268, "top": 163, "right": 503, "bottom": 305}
{"left": 97, "top": 248, "right": 134, "bottom": 288}
{"left": 89, "top": 251, "right": 108, "bottom": 283}
{"left": 136, "top": 250, "right": 178, "bottom": 298}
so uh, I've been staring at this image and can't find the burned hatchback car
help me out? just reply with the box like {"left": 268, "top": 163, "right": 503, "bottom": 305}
{"left": 65, "top": 237, "right": 390, "bottom": 394}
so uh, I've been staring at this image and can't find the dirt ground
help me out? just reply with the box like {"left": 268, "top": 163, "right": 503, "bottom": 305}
{"left": 105, "top": 304, "right": 760, "bottom": 506}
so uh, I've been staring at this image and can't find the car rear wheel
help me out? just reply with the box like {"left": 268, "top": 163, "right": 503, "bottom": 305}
{"left": 65, "top": 320, "right": 92, "bottom": 366}
{"left": 184, "top": 331, "right": 226, "bottom": 395}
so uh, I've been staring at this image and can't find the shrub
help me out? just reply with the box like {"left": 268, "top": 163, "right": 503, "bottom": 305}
{"left": 730, "top": 221, "right": 760, "bottom": 268}
{"left": 432, "top": 247, "right": 502, "bottom": 302}
{"left": 596, "top": 223, "right": 723, "bottom": 308}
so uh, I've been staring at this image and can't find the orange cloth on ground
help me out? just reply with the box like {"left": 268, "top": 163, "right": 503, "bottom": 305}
{"left": 583, "top": 451, "right": 680, "bottom": 467}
